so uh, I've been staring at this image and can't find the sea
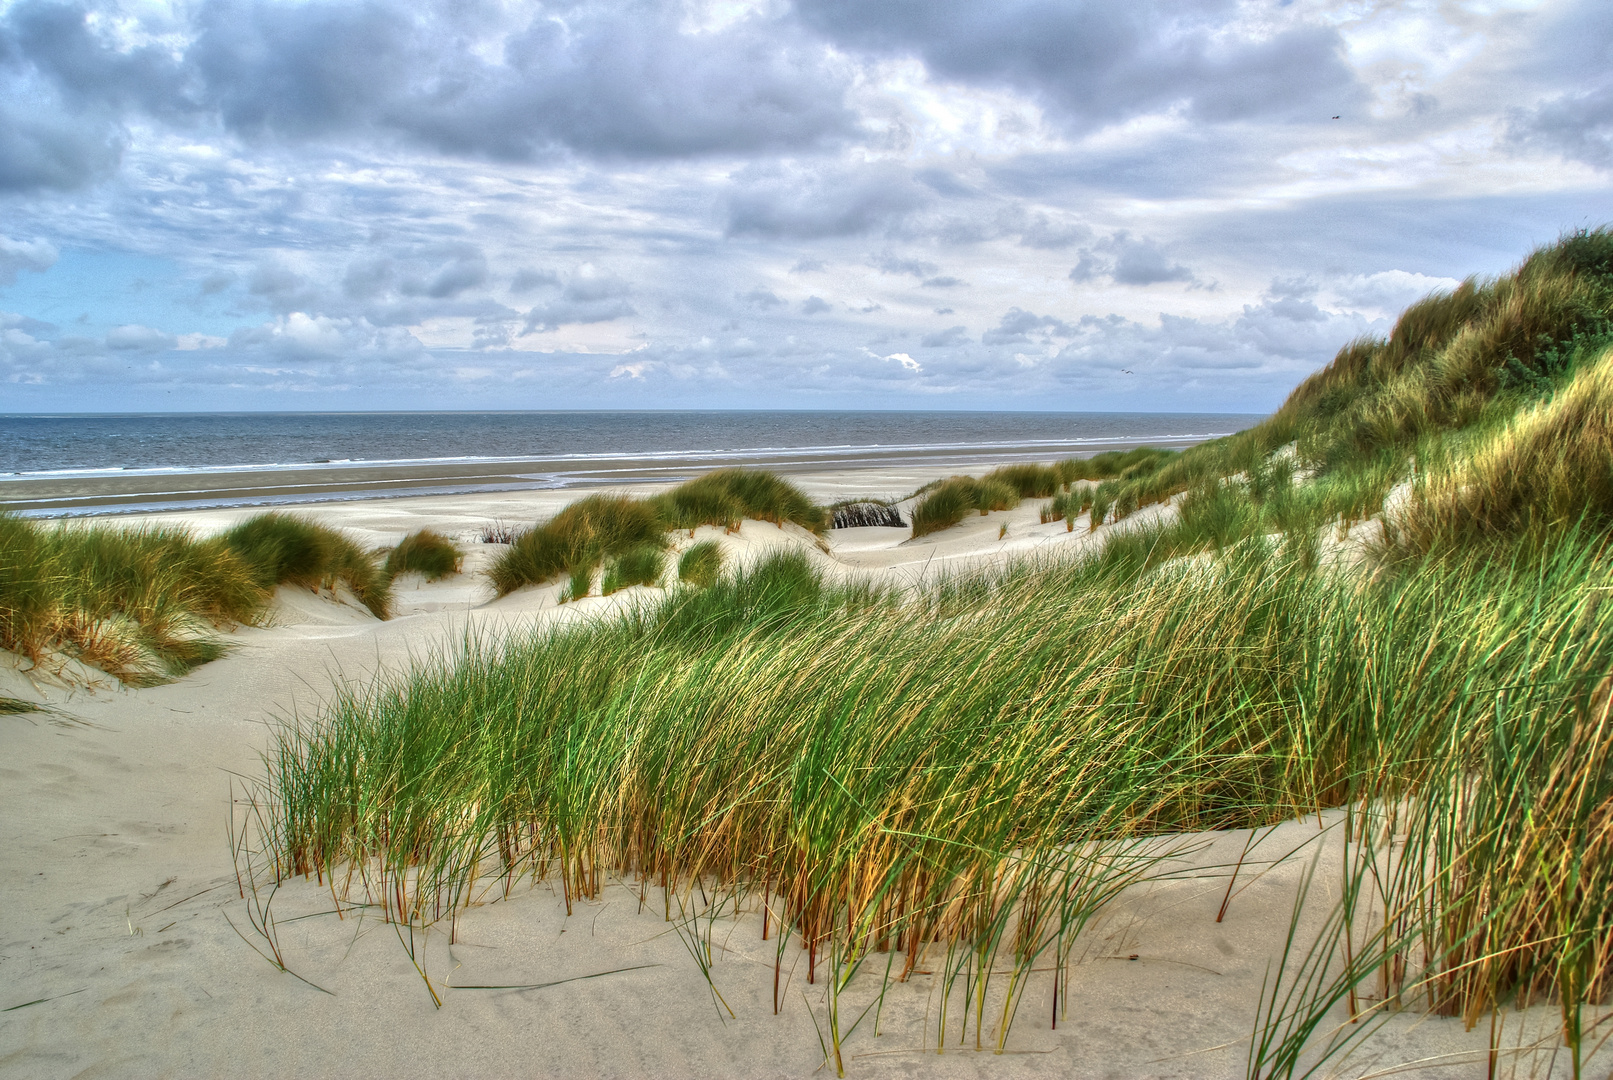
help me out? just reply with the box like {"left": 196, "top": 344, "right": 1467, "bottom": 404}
{"left": 0, "top": 411, "right": 1262, "bottom": 515}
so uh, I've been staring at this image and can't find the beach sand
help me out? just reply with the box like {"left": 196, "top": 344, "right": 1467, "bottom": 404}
{"left": 0, "top": 469, "right": 1595, "bottom": 1079}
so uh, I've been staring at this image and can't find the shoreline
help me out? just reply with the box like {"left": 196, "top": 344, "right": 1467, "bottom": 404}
{"left": 0, "top": 434, "right": 1227, "bottom": 517}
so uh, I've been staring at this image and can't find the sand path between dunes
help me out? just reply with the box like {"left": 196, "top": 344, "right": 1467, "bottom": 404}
{"left": 0, "top": 472, "right": 1599, "bottom": 1079}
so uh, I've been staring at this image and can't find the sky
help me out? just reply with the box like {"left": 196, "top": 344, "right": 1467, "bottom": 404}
{"left": 0, "top": 0, "right": 1609, "bottom": 413}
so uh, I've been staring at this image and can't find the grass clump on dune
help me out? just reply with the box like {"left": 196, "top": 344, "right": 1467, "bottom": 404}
{"left": 676, "top": 539, "right": 724, "bottom": 587}
{"left": 650, "top": 468, "right": 828, "bottom": 535}
{"left": 1391, "top": 344, "right": 1613, "bottom": 557}
{"left": 488, "top": 470, "right": 824, "bottom": 596}
{"left": 601, "top": 544, "right": 665, "bottom": 595}
{"left": 220, "top": 513, "right": 391, "bottom": 618}
{"left": 1, "top": 511, "right": 390, "bottom": 685}
{"left": 909, "top": 451, "right": 1182, "bottom": 537}
{"left": 382, "top": 529, "right": 463, "bottom": 582}
{"left": 487, "top": 494, "right": 665, "bottom": 598}
{"left": 909, "top": 476, "right": 1020, "bottom": 537}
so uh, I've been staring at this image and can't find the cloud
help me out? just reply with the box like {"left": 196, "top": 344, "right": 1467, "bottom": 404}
{"left": 0, "top": 101, "right": 123, "bottom": 191}
{"left": 1509, "top": 83, "right": 1613, "bottom": 171}
{"left": 105, "top": 323, "right": 177, "bottom": 351}
{"left": 982, "top": 307, "right": 1075, "bottom": 345}
{"left": 921, "top": 276, "right": 965, "bottom": 289}
{"left": 740, "top": 288, "right": 784, "bottom": 308}
{"left": 230, "top": 311, "right": 425, "bottom": 361}
{"left": 885, "top": 351, "right": 921, "bottom": 372}
{"left": 871, "top": 252, "right": 940, "bottom": 278}
{"left": 510, "top": 267, "right": 562, "bottom": 294}
{"left": 0, "top": 236, "right": 59, "bottom": 284}
{"left": 920, "top": 324, "right": 969, "bottom": 348}
{"left": 520, "top": 264, "right": 636, "bottom": 333}
{"left": 726, "top": 165, "right": 932, "bottom": 238}
{"left": 1, "top": 0, "right": 859, "bottom": 165}
{"left": 1330, "top": 270, "right": 1463, "bottom": 314}
{"left": 794, "top": 0, "right": 1365, "bottom": 134}
{"left": 1068, "top": 231, "right": 1199, "bottom": 287}
{"left": 801, "top": 296, "right": 831, "bottom": 315}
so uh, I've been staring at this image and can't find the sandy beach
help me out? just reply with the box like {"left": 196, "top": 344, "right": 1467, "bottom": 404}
{"left": 0, "top": 467, "right": 1597, "bottom": 1079}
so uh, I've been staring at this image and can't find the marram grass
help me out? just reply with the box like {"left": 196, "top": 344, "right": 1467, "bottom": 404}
{"left": 382, "top": 529, "right": 463, "bottom": 582}
{"left": 487, "top": 469, "right": 825, "bottom": 595}
{"left": 0, "top": 511, "right": 391, "bottom": 685}
{"left": 258, "top": 529, "right": 1613, "bottom": 1073}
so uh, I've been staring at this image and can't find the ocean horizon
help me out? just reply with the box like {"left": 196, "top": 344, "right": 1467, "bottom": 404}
{"left": 0, "top": 409, "right": 1262, "bottom": 477}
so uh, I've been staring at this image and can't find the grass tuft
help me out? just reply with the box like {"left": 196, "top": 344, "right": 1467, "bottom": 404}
{"left": 488, "top": 470, "right": 824, "bottom": 595}
{"left": 601, "top": 544, "right": 666, "bottom": 595}
{"left": 0, "top": 510, "right": 390, "bottom": 684}
{"left": 383, "top": 530, "right": 463, "bottom": 582}
{"left": 676, "top": 540, "right": 724, "bottom": 588}
{"left": 910, "top": 476, "right": 1021, "bottom": 537}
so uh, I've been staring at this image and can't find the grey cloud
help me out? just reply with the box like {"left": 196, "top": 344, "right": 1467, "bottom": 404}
{"left": 198, "top": 271, "right": 235, "bottom": 296}
{"left": 871, "top": 252, "right": 939, "bottom": 277}
{"left": 343, "top": 257, "right": 394, "bottom": 300}
{"left": 920, "top": 324, "right": 969, "bottom": 347}
{"left": 229, "top": 312, "right": 426, "bottom": 362}
{"left": 0, "top": 97, "right": 122, "bottom": 191}
{"left": 921, "top": 276, "right": 965, "bottom": 289}
{"left": 402, "top": 245, "right": 488, "bottom": 299}
{"left": 740, "top": 289, "right": 784, "bottom": 308}
{"left": 794, "top": 0, "right": 1365, "bottom": 134}
{"left": 982, "top": 307, "right": 1074, "bottom": 345}
{"left": 1017, "top": 213, "right": 1091, "bottom": 250}
{"left": 1330, "top": 270, "right": 1460, "bottom": 314}
{"left": 510, "top": 267, "right": 562, "bottom": 294}
{"left": 0, "top": 236, "right": 58, "bottom": 285}
{"left": 247, "top": 262, "right": 323, "bottom": 313}
{"left": 801, "top": 296, "right": 831, "bottom": 315}
{"left": 105, "top": 323, "right": 177, "bottom": 351}
{"left": 1509, "top": 83, "right": 1613, "bottom": 171}
{"left": 1069, "top": 232, "right": 1198, "bottom": 287}
{"left": 726, "top": 165, "right": 931, "bottom": 238}
{"left": 2, "top": 0, "right": 858, "bottom": 166}
{"left": 521, "top": 265, "right": 635, "bottom": 333}
{"left": 1048, "top": 292, "right": 1377, "bottom": 390}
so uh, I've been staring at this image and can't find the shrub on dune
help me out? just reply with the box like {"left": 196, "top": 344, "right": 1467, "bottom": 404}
{"left": 829, "top": 499, "right": 904, "bottom": 529}
{"left": 383, "top": 529, "right": 463, "bottom": 582}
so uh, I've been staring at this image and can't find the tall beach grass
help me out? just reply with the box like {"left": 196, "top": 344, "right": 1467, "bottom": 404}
{"left": 487, "top": 469, "right": 825, "bottom": 595}
{"left": 1, "top": 511, "right": 391, "bottom": 684}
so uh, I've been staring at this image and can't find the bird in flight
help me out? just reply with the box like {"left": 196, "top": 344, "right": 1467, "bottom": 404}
{"left": 1331, "top": 115, "right": 1341, "bottom": 120}
{"left": 1120, "top": 368, "right": 1134, "bottom": 374}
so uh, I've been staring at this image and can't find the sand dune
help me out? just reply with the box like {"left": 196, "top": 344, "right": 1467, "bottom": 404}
{"left": 0, "top": 471, "right": 1593, "bottom": 1079}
